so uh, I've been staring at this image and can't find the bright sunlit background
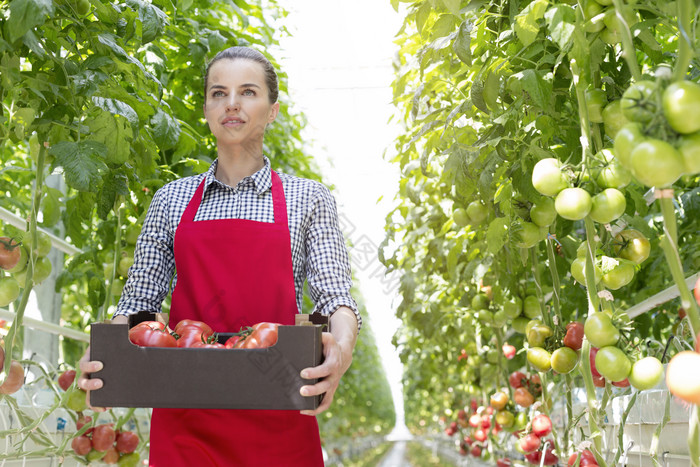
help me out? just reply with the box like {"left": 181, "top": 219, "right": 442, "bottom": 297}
{"left": 277, "top": 0, "right": 410, "bottom": 437}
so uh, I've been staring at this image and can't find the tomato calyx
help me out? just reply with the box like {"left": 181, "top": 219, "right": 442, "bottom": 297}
{"left": 0, "top": 237, "right": 22, "bottom": 252}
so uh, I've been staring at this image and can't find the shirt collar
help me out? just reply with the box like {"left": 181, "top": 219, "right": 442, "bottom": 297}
{"left": 203, "top": 156, "right": 272, "bottom": 196}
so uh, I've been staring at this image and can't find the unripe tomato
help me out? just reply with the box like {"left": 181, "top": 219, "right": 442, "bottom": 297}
{"left": 583, "top": 1, "right": 606, "bottom": 33}
{"left": 602, "top": 100, "right": 630, "bottom": 138}
{"left": 555, "top": 188, "right": 592, "bottom": 220}
{"left": 600, "top": 261, "right": 635, "bottom": 290}
{"left": 594, "top": 151, "right": 632, "bottom": 189}
{"left": 523, "top": 295, "right": 541, "bottom": 319}
{"left": 503, "top": 296, "right": 523, "bottom": 319}
{"left": 513, "top": 316, "right": 530, "bottom": 334}
{"left": 467, "top": 200, "right": 488, "bottom": 224}
{"left": 496, "top": 410, "right": 515, "bottom": 428}
{"left": 630, "top": 139, "right": 685, "bottom": 188}
{"left": 532, "top": 158, "right": 569, "bottom": 196}
{"left": 621, "top": 80, "right": 656, "bottom": 123}
{"left": 472, "top": 293, "right": 490, "bottom": 310}
{"left": 613, "top": 122, "right": 644, "bottom": 168}
{"left": 614, "top": 229, "right": 650, "bottom": 265}
{"left": 530, "top": 197, "right": 557, "bottom": 227}
{"left": 0, "top": 360, "right": 24, "bottom": 395}
{"left": 662, "top": 81, "right": 700, "bottom": 134}
{"left": 677, "top": 132, "right": 700, "bottom": 175}
{"left": 584, "top": 312, "right": 619, "bottom": 347}
{"left": 453, "top": 207, "right": 469, "bottom": 227}
{"left": 551, "top": 347, "right": 579, "bottom": 374}
{"left": 0, "top": 277, "right": 21, "bottom": 307}
{"left": 527, "top": 347, "right": 552, "bottom": 372}
{"left": 490, "top": 391, "right": 509, "bottom": 410}
{"left": 585, "top": 89, "right": 607, "bottom": 123}
{"left": 595, "top": 346, "right": 632, "bottom": 382}
{"left": 570, "top": 256, "right": 602, "bottom": 285}
{"left": 589, "top": 188, "right": 626, "bottom": 224}
{"left": 514, "top": 220, "right": 545, "bottom": 248}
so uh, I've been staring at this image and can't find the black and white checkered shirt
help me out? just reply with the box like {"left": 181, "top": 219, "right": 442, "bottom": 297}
{"left": 114, "top": 156, "right": 361, "bottom": 330}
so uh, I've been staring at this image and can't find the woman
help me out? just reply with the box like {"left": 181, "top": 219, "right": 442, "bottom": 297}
{"left": 78, "top": 46, "right": 361, "bottom": 466}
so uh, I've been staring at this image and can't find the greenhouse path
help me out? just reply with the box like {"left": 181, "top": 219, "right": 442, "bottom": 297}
{"left": 378, "top": 441, "right": 412, "bottom": 467}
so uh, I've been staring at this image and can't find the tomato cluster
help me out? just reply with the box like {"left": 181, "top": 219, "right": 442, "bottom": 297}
{"left": 0, "top": 231, "right": 53, "bottom": 308}
{"left": 70, "top": 421, "right": 140, "bottom": 466}
{"left": 127, "top": 319, "right": 280, "bottom": 350}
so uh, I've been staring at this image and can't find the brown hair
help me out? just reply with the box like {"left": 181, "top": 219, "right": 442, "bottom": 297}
{"left": 203, "top": 46, "right": 279, "bottom": 104}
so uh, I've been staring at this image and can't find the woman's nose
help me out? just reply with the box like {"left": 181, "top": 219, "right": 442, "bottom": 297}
{"left": 225, "top": 96, "right": 241, "bottom": 111}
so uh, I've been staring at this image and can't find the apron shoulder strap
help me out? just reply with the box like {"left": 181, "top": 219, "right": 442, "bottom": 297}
{"left": 270, "top": 171, "right": 288, "bottom": 226}
{"left": 180, "top": 178, "right": 207, "bottom": 223}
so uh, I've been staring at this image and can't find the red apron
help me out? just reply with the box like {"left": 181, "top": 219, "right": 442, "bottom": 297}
{"left": 149, "top": 171, "right": 323, "bottom": 466}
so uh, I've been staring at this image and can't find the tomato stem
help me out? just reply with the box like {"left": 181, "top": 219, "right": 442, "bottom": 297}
{"left": 689, "top": 405, "right": 700, "bottom": 467}
{"left": 583, "top": 217, "right": 602, "bottom": 314}
{"left": 611, "top": 0, "right": 641, "bottom": 82}
{"left": 100, "top": 200, "right": 124, "bottom": 322}
{"left": 579, "top": 339, "right": 607, "bottom": 466}
{"left": 2, "top": 137, "right": 46, "bottom": 381}
{"left": 672, "top": 0, "right": 693, "bottom": 82}
{"left": 530, "top": 248, "right": 553, "bottom": 329}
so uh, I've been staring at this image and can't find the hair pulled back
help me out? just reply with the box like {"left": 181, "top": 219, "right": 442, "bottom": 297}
{"left": 204, "top": 46, "right": 279, "bottom": 104}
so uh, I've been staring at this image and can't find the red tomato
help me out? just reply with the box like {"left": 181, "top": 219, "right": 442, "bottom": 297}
{"left": 249, "top": 322, "right": 279, "bottom": 348}
{"left": 191, "top": 342, "right": 225, "bottom": 349}
{"left": 0, "top": 360, "right": 24, "bottom": 395}
{"left": 224, "top": 335, "right": 242, "bottom": 348}
{"left": 174, "top": 319, "right": 213, "bottom": 338}
{"left": 128, "top": 326, "right": 177, "bottom": 347}
{"left": 132, "top": 321, "right": 166, "bottom": 331}
{"left": 490, "top": 391, "right": 509, "bottom": 410}
{"left": 176, "top": 328, "right": 212, "bottom": 348}
{"left": 103, "top": 446, "right": 120, "bottom": 464}
{"left": 92, "top": 424, "right": 116, "bottom": 452}
{"left": 514, "top": 387, "right": 535, "bottom": 408}
{"left": 470, "top": 445, "right": 482, "bottom": 457}
{"left": 563, "top": 322, "right": 584, "bottom": 350}
{"left": 474, "top": 428, "right": 488, "bottom": 442}
{"left": 469, "top": 413, "right": 481, "bottom": 428}
{"left": 509, "top": 371, "right": 527, "bottom": 388}
{"left": 612, "top": 378, "right": 630, "bottom": 388}
{"left": 0, "top": 237, "right": 22, "bottom": 270}
{"left": 76, "top": 415, "right": 92, "bottom": 432}
{"left": 694, "top": 276, "right": 700, "bottom": 307}
{"left": 58, "top": 369, "right": 76, "bottom": 391}
{"left": 532, "top": 414, "right": 552, "bottom": 437}
{"left": 497, "top": 458, "right": 512, "bottom": 467}
{"left": 71, "top": 435, "right": 92, "bottom": 456}
{"left": 116, "top": 431, "right": 139, "bottom": 453}
{"left": 519, "top": 433, "right": 541, "bottom": 453}
{"left": 589, "top": 347, "right": 602, "bottom": 377}
{"left": 568, "top": 449, "right": 598, "bottom": 466}
{"left": 526, "top": 445, "right": 558, "bottom": 465}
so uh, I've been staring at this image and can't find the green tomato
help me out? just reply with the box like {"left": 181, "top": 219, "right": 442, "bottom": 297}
{"left": 613, "top": 229, "right": 650, "bottom": 264}
{"left": 551, "top": 347, "right": 579, "bottom": 374}
{"left": 532, "top": 158, "right": 569, "bottom": 197}
{"left": 621, "top": 80, "right": 657, "bottom": 123}
{"left": 595, "top": 346, "right": 632, "bottom": 382}
{"left": 512, "top": 316, "right": 530, "bottom": 334}
{"left": 677, "top": 132, "right": 700, "bottom": 174}
{"left": 503, "top": 296, "right": 523, "bottom": 319}
{"left": 35, "top": 231, "right": 52, "bottom": 258}
{"left": 600, "top": 25, "right": 620, "bottom": 45}
{"left": 589, "top": 188, "right": 626, "bottom": 224}
{"left": 593, "top": 0, "right": 612, "bottom": 5}
{"left": 467, "top": 201, "right": 488, "bottom": 224}
{"left": 613, "top": 123, "right": 645, "bottom": 167}
{"left": 523, "top": 295, "right": 541, "bottom": 319}
{"left": 628, "top": 356, "right": 664, "bottom": 390}
{"left": 584, "top": 1, "right": 606, "bottom": 32}
{"left": 527, "top": 347, "right": 552, "bottom": 372}
{"left": 6, "top": 245, "right": 29, "bottom": 274}
{"left": 124, "top": 223, "right": 141, "bottom": 245}
{"left": 13, "top": 256, "right": 52, "bottom": 286}
{"left": 601, "top": 261, "right": 635, "bottom": 290}
{"left": 453, "top": 208, "right": 469, "bottom": 227}
{"left": 492, "top": 309, "right": 508, "bottom": 327}
{"left": 662, "top": 81, "right": 700, "bottom": 134}
{"left": 577, "top": 240, "right": 600, "bottom": 258}
{"left": 514, "top": 220, "right": 545, "bottom": 248}
{"left": 0, "top": 277, "right": 21, "bottom": 307}
{"left": 118, "top": 453, "right": 141, "bottom": 467}
{"left": 630, "top": 139, "right": 685, "bottom": 188}
{"left": 530, "top": 198, "right": 557, "bottom": 227}
{"left": 585, "top": 89, "right": 607, "bottom": 123}
{"left": 602, "top": 100, "right": 630, "bottom": 138}
{"left": 555, "top": 188, "right": 592, "bottom": 220}
{"left": 472, "top": 293, "right": 490, "bottom": 311}
{"left": 118, "top": 255, "right": 134, "bottom": 278}
{"left": 75, "top": 0, "right": 90, "bottom": 15}
{"left": 64, "top": 388, "right": 88, "bottom": 412}
{"left": 594, "top": 148, "right": 632, "bottom": 188}
{"left": 526, "top": 320, "right": 553, "bottom": 347}
{"left": 570, "top": 256, "right": 602, "bottom": 285}
{"left": 584, "top": 312, "right": 620, "bottom": 347}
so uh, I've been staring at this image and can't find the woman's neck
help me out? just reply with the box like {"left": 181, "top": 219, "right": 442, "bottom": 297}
{"left": 214, "top": 146, "right": 265, "bottom": 187}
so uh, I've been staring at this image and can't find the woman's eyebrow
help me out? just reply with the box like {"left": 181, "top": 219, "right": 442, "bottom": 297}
{"left": 239, "top": 83, "right": 261, "bottom": 89}
{"left": 208, "top": 84, "right": 227, "bottom": 92}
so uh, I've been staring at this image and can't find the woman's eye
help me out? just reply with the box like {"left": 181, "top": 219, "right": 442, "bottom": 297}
{"left": 212, "top": 90, "right": 225, "bottom": 97}
{"left": 243, "top": 89, "right": 256, "bottom": 96}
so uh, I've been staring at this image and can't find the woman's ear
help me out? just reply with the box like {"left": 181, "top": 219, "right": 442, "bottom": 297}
{"left": 268, "top": 102, "right": 280, "bottom": 123}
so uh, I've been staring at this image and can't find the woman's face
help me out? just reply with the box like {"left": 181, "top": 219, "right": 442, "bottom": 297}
{"left": 203, "top": 59, "right": 279, "bottom": 152}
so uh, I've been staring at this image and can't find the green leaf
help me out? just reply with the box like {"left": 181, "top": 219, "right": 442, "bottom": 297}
{"left": 486, "top": 217, "right": 508, "bottom": 254}
{"left": 125, "top": 0, "right": 169, "bottom": 43}
{"left": 441, "top": 0, "right": 461, "bottom": 16}
{"left": 92, "top": 97, "right": 139, "bottom": 129}
{"left": 416, "top": 3, "right": 432, "bottom": 36}
{"left": 97, "top": 171, "right": 130, "bottom": 219}
{"left": 470, "top": 79, "right": 489, "bottom": 114}
{"left": 517, "top": 69, "right": 552, "bottom": 109}
{"left": 85, "top": 109, "right": 133, "bottom": 165}
{"left": 431, "top": 14, "right": 456, "bottom": 40}
{"left": 514, "top": 0, "right": 548, "bottom": 47}
{"left": 49, "top": 141, "right": 109, "bottom": 192}
{"left": 6, "top": 0, "right": 54, "bottom": 43}
{"left": 150, "top": 108, "right": 181, "bottom": 151}
{"left": 545, "top": 5, "right": 576, "bottom": 50}
{"left": 452, "top": 21, "right": 472, "bottom": 65}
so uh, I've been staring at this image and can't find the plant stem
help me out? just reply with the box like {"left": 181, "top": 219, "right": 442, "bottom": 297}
{"left": 100, "top": 198, "right": 124, "bottom": 323}
{"left": 658, "top": 198, "right": 700, "bottom": 337}
{"left": 2, "top": 140, "right": 46, "bottom": 379}
{"left": 689, "top": 405, "right": 700, "bottom": 467}
{"left": 649, "top": 391, "right": 671, "bottom": 467}
{"left": 583, "top": 217, "right": 602, "bottom": 314}
{"left": 580, "top": 339, "right": 607, "bottom": 467}
{"left": 672, "top": 0, "right": 694, "bottom": 82}
{"left": 611, "top": 0, "right": 641, "bottom": 81}
{"left": 530, "top": 248, "right": 553, "bottom": 329}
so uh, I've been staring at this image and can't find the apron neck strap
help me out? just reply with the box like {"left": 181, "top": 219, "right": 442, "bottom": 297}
{"left": 181, "top": 171, "right": 287, "bottom": 225}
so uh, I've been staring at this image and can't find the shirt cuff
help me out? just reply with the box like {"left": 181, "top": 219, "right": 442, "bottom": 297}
{"left": 316, "top": 297, "right": 362, "bottom": 332}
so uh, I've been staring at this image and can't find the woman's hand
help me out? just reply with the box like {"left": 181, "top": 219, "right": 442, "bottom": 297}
{"left": 76, "top": 346, "right": 108, "bottom": 412}
{"left": 299, "top": 307, "right": 358, "bottom": 416}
